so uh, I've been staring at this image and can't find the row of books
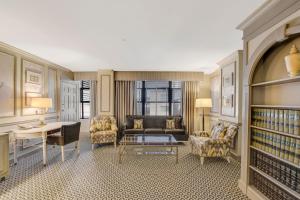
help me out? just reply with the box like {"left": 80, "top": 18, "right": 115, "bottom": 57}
{"left": 252, "top": 108, "right": 300, "bottom": 135}
{"left": 252, "top": 171, "right": 296, "bottom": 200}
{"left": 251, "top": 128, "right": 300, "bottom": 165}
{"left": 251, "top": 149, "right": 300, "bottom": 193}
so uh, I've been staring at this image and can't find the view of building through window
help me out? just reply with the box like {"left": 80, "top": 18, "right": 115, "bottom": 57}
{"left": 80, "top": 80, "right": 91, "bottom": 119}
{"left": 136, "top": 81, "right": 182, "bottom": 116}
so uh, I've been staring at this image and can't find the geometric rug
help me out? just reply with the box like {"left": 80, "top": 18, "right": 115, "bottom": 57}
{"left": 0, "top": 143, "right": 248, "bottom": 200}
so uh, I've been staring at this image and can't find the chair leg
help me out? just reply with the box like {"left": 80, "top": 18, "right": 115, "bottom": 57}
{"left": 76, "top": 141, "right": 80, "bottom": 155}
{"left": 61, "top": 146, "right": 65, "bottom": 162}
{"left": 200, "top": 157, "right": 204, "bottom": 165}
{"left": 226, "top": 156, "right": 231, "bottom": 163}
{"left": 191, "top": 143, "right": 194, "bottom": 154}
{"left": 114, "top": 140, "right": 117, "bottom": 149}
{"left": 92, "top": 144, "right": 95, "bottom": 150}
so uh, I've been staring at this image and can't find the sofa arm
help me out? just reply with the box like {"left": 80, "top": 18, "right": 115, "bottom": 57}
{"left": 192, "top": 130, "right": 210, "bottom": 137}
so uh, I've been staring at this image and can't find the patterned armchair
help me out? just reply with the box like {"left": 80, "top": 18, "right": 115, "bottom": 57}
{"left": 190, "top": 122, "right": 238, "bottom": 165}
{"left": 89, "top": 116, "right": 118, "bottom": 150}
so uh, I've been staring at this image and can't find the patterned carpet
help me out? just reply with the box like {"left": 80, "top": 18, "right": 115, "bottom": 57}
{"left": 0, "top": 139, "right": 248, "bottom": 200}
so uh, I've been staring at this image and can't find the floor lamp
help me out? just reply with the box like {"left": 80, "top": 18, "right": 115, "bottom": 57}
{"left": 195, "top": 98, "right": 212, "bottom": 131}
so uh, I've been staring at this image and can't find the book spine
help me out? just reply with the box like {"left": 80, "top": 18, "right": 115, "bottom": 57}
{"left": 275, "top": 134, "right": 281, "bottom": 157}
{"left": 279, "top": 110, "right": 284, "bottom": 132}
{"left": 284, "top": 110, "right": 289, "bottom": 133}
{"left": 270, "top": 109, "right": 275, "bottom": 130}
{"left": 259, "top": 108, "right": 263, "bottom": 127}
{"left": 284, "top": 137, "right": 291, "bottom": 160}
{"left": 267, "top": 109, "right": 271, "bottom": 129}
{"left": 252, "top": 108, "right": 256, "bottom": 126}
{"left": 294, "top": 110, "right": 300, "bottom": 136}
{"left": 294, "top": 139, "right": 300, "bottom": 165}
{"left": 289, "top": 110, "right": 295, "bottom": 135}
{"left": 271, "top": 132, "right": 276, "bottom": 155}
{"left": 289, "top": 138, "right": 296, "bottom": 163}
{"left": 261, "top": 108, "right": 265, "bottom": 128}
{"left": 274, "top": 109, "right": 279, "bottom": 131}
{"left": 280, "top": 136, "right": 285, "bottom": 159}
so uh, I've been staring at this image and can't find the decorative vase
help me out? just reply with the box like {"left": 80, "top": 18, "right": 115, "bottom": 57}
{"left": 284, "top": 44, "right": 300, "bottom": 77}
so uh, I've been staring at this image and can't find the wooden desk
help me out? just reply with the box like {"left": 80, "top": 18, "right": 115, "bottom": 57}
{"left": 11, "top": 122, "right": 75, "bottom": 166}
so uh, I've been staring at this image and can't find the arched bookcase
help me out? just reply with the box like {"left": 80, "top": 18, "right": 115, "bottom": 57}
{"left": 248, "top": 33, "right": 300, "bottom": 199}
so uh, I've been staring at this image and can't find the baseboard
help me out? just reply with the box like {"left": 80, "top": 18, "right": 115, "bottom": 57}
{"left": 247, "top": 185, "right": 269, "bottom": 200}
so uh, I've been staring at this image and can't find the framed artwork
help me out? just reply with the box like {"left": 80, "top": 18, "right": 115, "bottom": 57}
{"left": 22, "top": 59, "right": 44, "bottom": 116}
{"left": 210, "top": 74, "right": 220, "bottom": 113}
{"left": 48, "top": 68, "right": 57, "bottom": 113}
{"left": 26, "top": 70, "right": 42, "bottom": 85}
{"left": 221, "top": 62, "right": 236, "bottom": 117}
{"left": 0, "top": 51, "right": 15, "bottom": 117}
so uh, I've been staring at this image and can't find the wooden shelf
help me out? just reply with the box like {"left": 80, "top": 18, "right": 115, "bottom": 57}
{"left": 251, "top": 105, "right": 300, "bottom": 110}
{"left": 251, "top": 76, "right": 300, "bottom": 87}
{"left": 250, "top": 146, "right": 300, "bottom": 169}
{"left": 249, "top": 166, "right": 300, "bottom": 199}
{"left": 250, "top": 125, "right": 300, "bottom": 139}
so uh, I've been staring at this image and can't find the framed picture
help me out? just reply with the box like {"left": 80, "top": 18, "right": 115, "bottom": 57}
{"left": 26, "top": 70, "right": 42, "bottom": 85}
{"left": 0, "top": 51, "right": 15, "bottom": 117}
{"left": 221, "top": 62, "right": 236, "bottom": 117}
{"left": 22, "top": 59, "right": 44, "bottom": 115}
{"left": 210, "top": 74, "right": 220, "bottom": 113}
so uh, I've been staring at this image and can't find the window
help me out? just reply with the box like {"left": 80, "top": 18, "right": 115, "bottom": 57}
{"left": 80, "top": 80, "right": 90, "bottom": 119}
{"left": 136, "top": 81, "right": 182, "bottom": 116}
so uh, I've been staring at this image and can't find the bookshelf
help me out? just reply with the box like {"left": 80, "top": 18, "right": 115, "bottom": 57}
{"left": 250, "top": 166, "right": 300, "bottom": 199}
{"left": 251, "top": 76, "right": 300, "bottom": 87}
{"left": 248, "top": 38, "right": 300, "bottom": 200}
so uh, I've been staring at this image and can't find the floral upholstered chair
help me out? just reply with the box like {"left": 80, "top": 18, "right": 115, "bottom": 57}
{"left": 190, "top": 122, "right": 238, "bottom": 165}
{"left": 89, "top": 115, "right": 118, "bottom": 150}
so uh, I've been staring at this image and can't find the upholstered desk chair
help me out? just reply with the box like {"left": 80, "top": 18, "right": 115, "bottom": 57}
{"left": 190, "top": 122, "right": 238, "bottom": 165}
{"left": 47, "top": 122, "right": 81, "bottom": 162}
{"left": 89, "top": 116, "right": 118, "bottom": 150}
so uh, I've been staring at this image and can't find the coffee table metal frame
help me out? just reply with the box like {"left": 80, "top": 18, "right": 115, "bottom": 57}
{"left": 118, "top": 134, "right": 179, "bottom": 164}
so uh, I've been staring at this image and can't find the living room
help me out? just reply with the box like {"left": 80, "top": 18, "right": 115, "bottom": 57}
{"left": 1, "top": 1, "right": 300, "bottom": 200}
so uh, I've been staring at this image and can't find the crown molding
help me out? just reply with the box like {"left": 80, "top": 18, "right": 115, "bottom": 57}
{"left": 236, "top": 0, "right": 279, "bottom": 31}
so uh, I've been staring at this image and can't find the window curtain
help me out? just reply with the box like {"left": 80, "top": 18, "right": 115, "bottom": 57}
{"left": 115, "top": 81, "right": 136, "bottom": 129}
{"left": 90, "top": 80, "right": 97, "bottom": 119}
{"left": 183, "top": 81, "right": 200, "bottom": 135}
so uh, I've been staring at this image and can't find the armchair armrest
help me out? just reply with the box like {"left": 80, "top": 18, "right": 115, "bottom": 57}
{"left": 192, "top": 130, "right": 210, "bottom": 137}
{"left": 111, "top": 123, "right": 118, "bottom": 132}
{"left": 206, "top": 138, "right": 229, "bottom": 146}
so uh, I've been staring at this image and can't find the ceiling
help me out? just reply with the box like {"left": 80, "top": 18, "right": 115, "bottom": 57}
{"left": 0, "top": 0, "right": 264, "bottom": 73}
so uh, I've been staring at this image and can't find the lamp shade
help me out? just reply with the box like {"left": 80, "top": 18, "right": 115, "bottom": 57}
{"left": 31, "top": 98, "right": 53, "bottom": 108}
{"left": 195, "top": 98, "right": 212, "bottom": 108}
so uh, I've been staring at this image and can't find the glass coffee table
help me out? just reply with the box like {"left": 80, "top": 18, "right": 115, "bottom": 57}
{"left": 118, "top": 134, "right": 179, "bottom": 164}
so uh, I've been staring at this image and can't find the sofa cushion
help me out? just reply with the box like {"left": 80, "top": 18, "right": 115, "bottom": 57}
{"left": 143, "top": 116, "right": 166, "bottom": 129}
{"left": 166, "top": 119, "right": 175, "bottom": 129}
{"left": 165, "top": 129, "right": 185, "bottom": 135}
{"left": 123, "top": 129, "right": 144, "bottom": 134}
{"left": 144, "top": 128, "right": 164, "bottom": 134}
{"left": 126, "top": 115, "right": 144, "bottom": 129}
{"left": 133, "top": 119, "right": 143, "bottom": 129}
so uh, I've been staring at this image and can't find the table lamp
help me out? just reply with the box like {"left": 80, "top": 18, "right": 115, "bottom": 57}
{"left": 195, "top": 98, "right": 212, "bottom": 131}
{"left": 31, "top": 98, "right": 53, "bottom": 126}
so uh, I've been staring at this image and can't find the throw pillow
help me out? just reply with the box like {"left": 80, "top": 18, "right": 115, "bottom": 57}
{"left": 166, "top": 119, "right": 175, "bottom": 129}
{"left": 133, "top": 119, "right": 143, "bottom": 129}
{"left": 211, "top": 123, "right": 227, "bottom": 139}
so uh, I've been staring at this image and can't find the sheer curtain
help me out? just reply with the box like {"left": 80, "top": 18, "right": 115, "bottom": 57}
{"left": 115, "top": 81, "right": 136, "bottom": 129}
{"left": 183, "top": 81, "right": 200, "bottom": 135}
{"left": 90, "top": 80, "right": 97, "bottom": 119}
